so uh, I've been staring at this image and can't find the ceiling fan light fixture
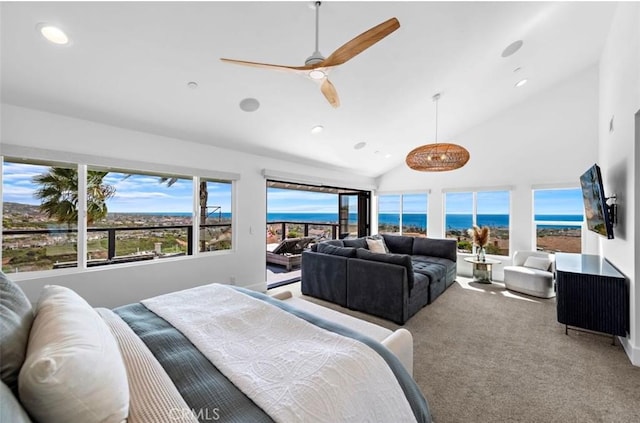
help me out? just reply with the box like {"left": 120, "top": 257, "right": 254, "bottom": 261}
{"left": 308, "top": 69, "right": 326, "bottom": 80}
{"left": 406, "top": 93, "right": 470, "bottom": 172}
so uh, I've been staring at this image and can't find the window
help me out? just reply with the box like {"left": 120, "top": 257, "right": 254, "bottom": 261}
{"left": 378, "top": 193, "right": 428, "bottom": 237}
{"left": 378, "top": 194, "right": 401, "bottom": 235}
{"left": 533, "top": 188, "right": 583, "bottom": 253}
{"left": 199, "top": 179, "right": 233, "bottom": 252}
{"left": 477, "top": 191, "right": 510, "bottom": 256}
{"left": 2, "top": 160, "right": 79, "bottom": 273}
{"left": 87, "top": 168, "right": 193, "bottom": 263}
{"left": 1, "top": 155, "right": 235, "bottom": 274}
{"left": 445, "top": 190, "right": 510, "bottom": 256}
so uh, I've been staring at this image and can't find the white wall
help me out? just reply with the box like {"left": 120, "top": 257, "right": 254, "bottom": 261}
{"left": 378, "top": 66, "right": 600, "bottom": 278}
{"left": 0, "top": 104, "right": 376, "bottom": 307}
{"left": 598, "top": 2, "right": 640, "bottom": 365}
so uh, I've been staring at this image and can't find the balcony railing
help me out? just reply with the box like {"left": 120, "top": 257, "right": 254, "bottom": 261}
{"left": 266, "top": 220, "right": 341, "bottom": 243}
{"left": 2, "top": 223, "right": 231, "bottom": 272}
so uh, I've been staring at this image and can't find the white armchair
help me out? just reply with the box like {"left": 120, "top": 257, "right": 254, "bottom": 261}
{"left": 503, "top": 251, "right": 556, "bottom": 298}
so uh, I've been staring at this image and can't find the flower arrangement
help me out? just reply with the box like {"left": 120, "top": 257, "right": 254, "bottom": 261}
{"left": 468, "top": 225, "right": 490, "bottom": 260}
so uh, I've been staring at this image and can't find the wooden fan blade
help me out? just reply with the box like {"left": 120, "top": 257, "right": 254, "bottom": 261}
{"left": 220, "top": 58, "right": 314, "bottom": 72}
{"left": 321, "top": 78, "right": 340, "bottom": 108}
{"left": 321, "top": 17, "right": 400, "bottom": 67}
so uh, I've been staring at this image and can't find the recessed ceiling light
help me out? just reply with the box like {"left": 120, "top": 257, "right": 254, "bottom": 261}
{"left": 384, "top": 154, "right": 392, "bottom": 159}
{"left": 187, "top": 81, "right": 198, "bottom": 89}
{"left": 354, "top": 142, "right": 367, "bottom": 150}
{"left": 514, "top": 79, "right": 528, "bottom": 88}
{"left": 501, "top": 40, "right": 523, "bottom": 58}
{"left": 37, "top": 23, "right": 69, "bottom": 45}
{"left": 513, "top": 67, "right": 522, "bottom": 73}
{"left": 310, "top": 125, "right": 324, "bottom": 134}
{"left": 239, "top": 98, "right": 260, "bottom": 112}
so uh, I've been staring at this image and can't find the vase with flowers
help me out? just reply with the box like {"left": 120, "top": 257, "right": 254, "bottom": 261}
{"left": 468, "top": 225, "right": 490, "bottom": 262}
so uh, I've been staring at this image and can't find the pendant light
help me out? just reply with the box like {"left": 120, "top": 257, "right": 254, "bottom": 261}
{"left": 406, "top": 93, "right": 470, "bottom": 172}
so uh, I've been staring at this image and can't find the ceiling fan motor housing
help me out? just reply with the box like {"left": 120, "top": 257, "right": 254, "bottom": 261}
{"left": 305, "top": 51, "right": 325, "bottom": 66}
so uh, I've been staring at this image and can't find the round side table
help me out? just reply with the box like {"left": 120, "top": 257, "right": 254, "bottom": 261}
{"left": 464, "top": 257, "right": 501, "bottom": 284}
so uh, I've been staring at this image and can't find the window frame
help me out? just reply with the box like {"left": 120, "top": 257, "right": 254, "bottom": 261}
{"left": 443, "top": 188, "right": 512, "bottom": 257}
{"left": 1, "top": 146, "right": 239, "bottom": 277}
{"left": 377, "top": 191, "right": 429, "bottom": 237}
{"left": 532, "top": 186, "right": 584, "bottom": 254}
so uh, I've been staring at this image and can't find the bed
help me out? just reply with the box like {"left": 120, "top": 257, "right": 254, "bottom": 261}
{"left": 0, "top": 271, "right": 432, "bottom": 423}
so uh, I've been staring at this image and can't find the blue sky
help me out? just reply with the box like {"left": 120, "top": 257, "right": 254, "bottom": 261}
{"left": 2, "top": 162, "right": 232, "bottom": 213}
{"left": 378, "top": 193, "right": 428, "bottom": 214}
{"left": 267, "top": 188, "right": 337, "bottom": 213}
{"left": 4, "top": 162, "right": 583, "bottom": 215}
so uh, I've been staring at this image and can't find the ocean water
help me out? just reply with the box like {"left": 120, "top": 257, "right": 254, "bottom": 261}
{"left": 267, "top": 213, "right": 583, "bottom": 230}
{"left": 122, "top": 212, "right": 583, "bottom": 231}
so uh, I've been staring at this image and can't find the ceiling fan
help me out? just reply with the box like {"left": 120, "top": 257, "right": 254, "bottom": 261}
{"left": 220, "top": 2, "right": 400, "bottom": 108}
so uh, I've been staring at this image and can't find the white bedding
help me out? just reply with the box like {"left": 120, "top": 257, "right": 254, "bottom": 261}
{"left": 142, "top": 283, "right": 418, "bottom": 423}
{"left": 98, "top": 309, "right": 199, "bottom": 423}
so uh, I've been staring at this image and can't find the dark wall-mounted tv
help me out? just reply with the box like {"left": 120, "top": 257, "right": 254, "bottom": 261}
{"left": 579, "top": 163, "right": 614, "bottom": 239}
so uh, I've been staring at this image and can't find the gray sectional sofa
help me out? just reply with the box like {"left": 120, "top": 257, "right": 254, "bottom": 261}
{"left": 301, "top": 234, "right": 458, "bottom": 324}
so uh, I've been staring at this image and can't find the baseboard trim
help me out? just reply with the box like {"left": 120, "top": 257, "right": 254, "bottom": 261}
{"left": 620, "top": 337, "right": 640, "bottom": 366}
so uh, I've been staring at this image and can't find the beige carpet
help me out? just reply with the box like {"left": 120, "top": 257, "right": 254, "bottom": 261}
{"left": 269, "top": 278, "right": 640, "bottom": 422}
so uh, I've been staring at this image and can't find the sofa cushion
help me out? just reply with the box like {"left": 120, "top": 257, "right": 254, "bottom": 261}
{"left": 381, "top": 234, "right": 414, "bottom": 255}
{"left": 312, "top": 239, "right": 344, "bottom": 251}
{"left": 0, "top": 271, "right": 34, "bottom": 393}
{"left": 342, "top": 238, "right": 368, "bottom": 249}
{"left": 408, "top": 273, "right": 431, "bottom": 314}
{"left": 412, "top": 256, "right": 454, "bottom": 267}
{"left": 316, "top": 243, "right": 358, "bottom": 258}
{"left": 413, "top": 237, "right": 457, "bottom": 261}
{"left": 411, "top": 260, "right": 448, "bottom": 282}
{"left": 356, "top": 248, "right": 414, "bottom": 291}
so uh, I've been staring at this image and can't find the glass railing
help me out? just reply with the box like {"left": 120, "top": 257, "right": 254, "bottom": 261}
{"left": 266, "top": 221, "right": 340, "bottom": 244}
{"left": 2, "top": 222, "right": 231, "bottom": 273}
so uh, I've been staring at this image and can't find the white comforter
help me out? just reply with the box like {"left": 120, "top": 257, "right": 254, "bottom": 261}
{"left": 142, "top": 284, "right": 417, "bottom": 423}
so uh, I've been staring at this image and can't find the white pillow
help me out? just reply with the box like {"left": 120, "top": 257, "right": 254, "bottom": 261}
{"left": 366, "top": 238, "right": 388, "bottom": 254}
{"left": 523, "top": 256, "right": 551, "bottom": 271}
{"left": 19, "top": 285, "right": 129, "bottom": 423}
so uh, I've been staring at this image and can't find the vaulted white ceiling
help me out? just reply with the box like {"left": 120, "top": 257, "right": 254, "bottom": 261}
{"left": 0, "top": 1, "right": 617, "bottom": 177}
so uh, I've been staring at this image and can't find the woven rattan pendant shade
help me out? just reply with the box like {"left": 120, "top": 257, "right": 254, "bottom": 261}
{"left": 406, "top": 93, "right": 470, "bottom": 172}
{"left": 406, "top": 142, "right": 470, "bottom": 171}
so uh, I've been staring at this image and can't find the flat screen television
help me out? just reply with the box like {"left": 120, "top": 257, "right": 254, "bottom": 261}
{"left": 579, "top": 163, "right": 614, "bottom": 239}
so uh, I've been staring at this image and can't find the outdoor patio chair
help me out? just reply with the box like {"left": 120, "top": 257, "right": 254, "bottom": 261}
{"left": 266, "top": 237, "right": 314, "bottom": 271}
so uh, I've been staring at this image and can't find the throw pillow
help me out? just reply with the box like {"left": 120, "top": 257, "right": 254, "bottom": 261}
{"left": 366, "top": 238, "right": 388, "bottom": 254}
{"left": 367, "top": 234, "right": 390, "bottom": 253}
{"left": 523, "top": 256, "right": 551, "bottom": 271}
{"left": 316, "top": 243, "right": 358, "bottom": 258}
{"left": 0, "top": 271, "right": 34, "bottom": 393}
{"left": 19, "top": 285, "right": 129, "bottom": 423}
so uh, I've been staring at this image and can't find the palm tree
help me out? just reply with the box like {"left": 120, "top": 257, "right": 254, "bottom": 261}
{"left": 33, "top": 167, "right": 115, "bottom": 225}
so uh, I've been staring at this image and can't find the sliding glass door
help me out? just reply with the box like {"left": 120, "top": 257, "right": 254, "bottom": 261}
{"left": 338, "top": 191, "right": 370, "bottom": 238}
